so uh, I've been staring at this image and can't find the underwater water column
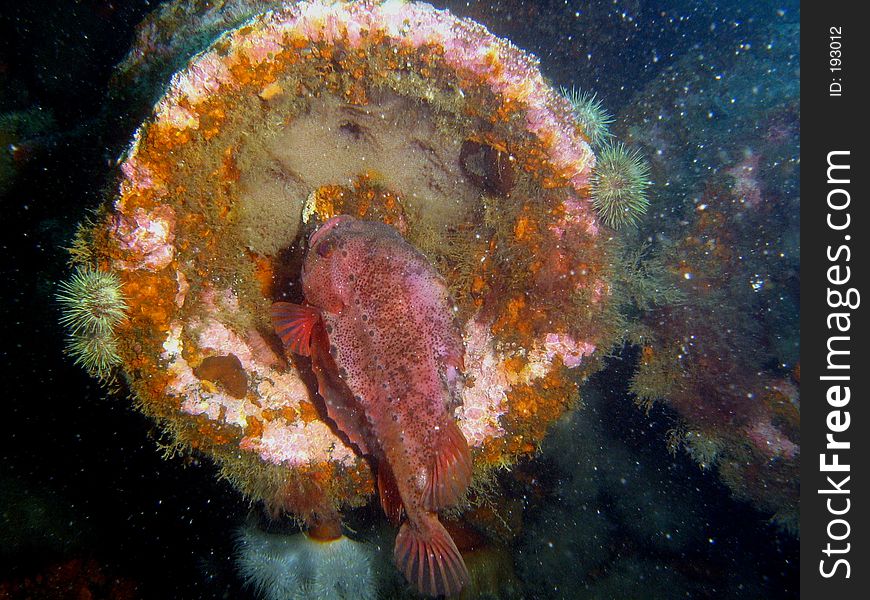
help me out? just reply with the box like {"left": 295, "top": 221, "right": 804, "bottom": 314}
{"left": 61, "top": 0, "right": 624, "bottom": 567}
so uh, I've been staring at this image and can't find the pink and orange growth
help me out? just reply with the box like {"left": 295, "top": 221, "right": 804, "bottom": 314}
{"left": 302, "top": 175, "right": 410, "bottom": 233}
{"left": 66, "top": 0, "right": 621, "bottom": 530}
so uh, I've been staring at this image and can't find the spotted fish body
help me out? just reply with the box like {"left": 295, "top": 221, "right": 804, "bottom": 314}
{"left": 272, "top": 215, "right": 471, "bottom": 596}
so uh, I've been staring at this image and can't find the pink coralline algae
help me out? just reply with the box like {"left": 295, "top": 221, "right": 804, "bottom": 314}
{"left": 162, "top": 288, "right": 358, "bottom": 468}
{"left": 456, "top": 319, "right": 509, "bottom": 447}
{"left": 111, "top": 205, "right": 176, "bottom": 271}
{"left": 542, "top": 333, "right": 596, "bottom": 369}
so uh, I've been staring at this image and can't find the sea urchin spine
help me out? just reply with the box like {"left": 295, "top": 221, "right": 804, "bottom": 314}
{"left": 591, "top": 142, "right": 652, "bottom": 230}
{"left": 562, "top": 86, "right": 614, "bottom": 148}
{"left": 56, "top": 266, "right": 127, "bottom": 379}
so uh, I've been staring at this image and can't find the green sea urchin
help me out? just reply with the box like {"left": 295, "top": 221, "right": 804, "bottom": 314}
{"left": 57, "top": 267, "right": 127, "bottom": 379}
{"left": 561, "top": 87, "right": 614, "bottom": 148}
{"left": 591, "top": 142, "right": 652, "bottom": 230}
{"left": 57, "top": 267, "right": 127, "bottom": 336}
{"left": 65, "top": 329, "right": 123, "bottom": 380}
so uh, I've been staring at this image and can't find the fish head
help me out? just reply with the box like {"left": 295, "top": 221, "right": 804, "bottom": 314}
{"left": 301, "top": 215, "right": 362, "bottom": 314}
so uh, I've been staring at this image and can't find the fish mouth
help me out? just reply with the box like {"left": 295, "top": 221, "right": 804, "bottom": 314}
{"left": 309, "top": 214, "right": 354, "bottom": 250}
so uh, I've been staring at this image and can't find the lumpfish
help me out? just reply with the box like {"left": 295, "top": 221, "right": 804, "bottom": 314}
{"left": 271, "top": 215, "right": 472, "bottom": 597}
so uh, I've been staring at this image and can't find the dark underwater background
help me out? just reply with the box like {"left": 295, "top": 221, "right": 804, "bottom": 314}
{"left": 1, "top": 1, "right": 798, "bottom": 598}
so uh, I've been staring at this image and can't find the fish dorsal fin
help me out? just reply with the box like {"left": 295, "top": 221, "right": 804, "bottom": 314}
{"left": 309, "top": 325, "right": 373, "bottom": 456}
{"left": 271, "top": 302, "right": 320, "bottom": 356}
{"left": 423, "top": 419, "right": 472, "bottom": 511}
{"left": 377, "top": 459, "right": 405, "bottom": 527}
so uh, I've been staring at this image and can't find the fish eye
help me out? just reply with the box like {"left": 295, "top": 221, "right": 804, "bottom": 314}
{"left": 316, "top": 238, "right": 336, "bottom": 258}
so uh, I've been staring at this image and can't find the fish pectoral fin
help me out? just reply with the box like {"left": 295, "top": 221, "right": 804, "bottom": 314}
{"left": 423, "top": 419, "right": 473, "bottom": 511}
{"left": 377, "top": 459, "right": 405, "bottom": 527}
{"left": 271, "top": 302, "right": 320, "bottom": 356}
{"left": 309, "top": 326, "right": 373, "bottom": 456}
{"left": 272, "top": 302, "right": 375, "bottom": 457}
{"left": 394, "top": 517, "right": 469, "bottom": 597}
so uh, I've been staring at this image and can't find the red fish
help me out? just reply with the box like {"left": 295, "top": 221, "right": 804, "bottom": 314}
{"left": 272, "top": 215, "right": 472, "bottom": 596}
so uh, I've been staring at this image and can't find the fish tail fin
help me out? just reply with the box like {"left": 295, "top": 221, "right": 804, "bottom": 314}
{"left": 424, "top": 419, "right": 472, "bottom": 511}
{"left": 270, "top": 302, "right": 320, "bottom": 356}
{"left": 394, "top": 516, "right": 469, "bottom": 597}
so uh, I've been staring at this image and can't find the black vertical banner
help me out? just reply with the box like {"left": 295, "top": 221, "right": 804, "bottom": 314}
{"left": 801, "top": 3, "right": 868, "bottom": 598}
